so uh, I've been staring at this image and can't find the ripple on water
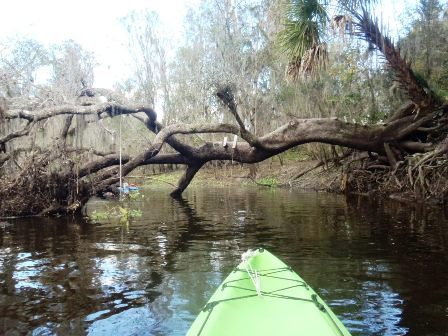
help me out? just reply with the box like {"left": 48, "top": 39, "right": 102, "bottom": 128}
{"left": 87, "top": 306, "right": 157, "bottom": 336}
{"left": 0, "top": 186, "right": 447, "bottom": 336}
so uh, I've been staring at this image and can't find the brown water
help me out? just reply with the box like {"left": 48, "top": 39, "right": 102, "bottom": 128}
{"left": 1, "top": 185, "right": 448, "bottom": 336}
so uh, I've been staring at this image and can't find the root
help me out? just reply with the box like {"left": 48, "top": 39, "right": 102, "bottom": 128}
{"left": 0, "top": 146, "right": 88, "bottom": 217}
{"left": 346, "top": 141, "right": 448, "bottom": 204}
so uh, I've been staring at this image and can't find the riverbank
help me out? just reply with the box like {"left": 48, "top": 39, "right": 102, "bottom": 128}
{"left": 136, "top": 159, "right": 343, "bottom": 193}
{"left": 134, "top": 155, "right": 447, "bottom": 206}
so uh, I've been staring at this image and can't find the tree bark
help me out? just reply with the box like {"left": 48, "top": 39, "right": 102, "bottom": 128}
{"left": 170, "top": 163, "right": 205, "bottom": 198}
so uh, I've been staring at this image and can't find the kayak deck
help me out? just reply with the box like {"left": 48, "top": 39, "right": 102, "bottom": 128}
{"left": 187, "top": 248, "right": 351, "bottom": 336}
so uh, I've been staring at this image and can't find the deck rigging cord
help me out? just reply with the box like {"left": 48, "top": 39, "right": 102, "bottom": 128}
{"left": 241, "top": 249, "right": 262, "bottom": 297}
{"left": 194, "top": 249, "right": 347, "bottom": 336}
{"left": 119, "top": 108, "right": 123, "bottom": 200}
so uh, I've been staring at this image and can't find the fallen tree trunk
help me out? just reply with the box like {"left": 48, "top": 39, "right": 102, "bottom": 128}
{"left": 0, "top": 9, "right": 447, "bottom": 216}
{"left": 0, "top": 95, "right": 446, "bottom": 217}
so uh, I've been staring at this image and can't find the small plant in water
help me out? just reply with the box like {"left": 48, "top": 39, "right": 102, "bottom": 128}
{"left": 89, "top": 206, "right": 142, "bottom": 223}
{"left": 117, "top": 206, "right": 142, "bottom": 223}
{"left": 256, "top": 177, "right": 278, "bottom": 187}
{"left": 87, "top": 187, "right": 144, "bottom": 224}
{"left": 127, "top": 191, "right": 143, "bottom": 200}
{"left": 90, "top": 210, "right": 110, "bottom": 221}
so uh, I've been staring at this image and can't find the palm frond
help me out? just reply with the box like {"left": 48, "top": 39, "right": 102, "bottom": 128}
{"left": 278, "top": 0, "right": 328, "bottom": 58}
{"left": 338, "top": 0, "right": 378, "bottom": 11}
{"left": 278, "top": 0, "right": 329, "bottom": 81}
{"left": 288, "top": 0, "right": 328, "bottom": 23}
{"left": 286, "top": 43, "right": 327, "bottom": 81}
{"left": 278, "top": 20, "right": 321, "bottom": 59}
{"left": 331, "top": 15, "right": 353, "bottom": 36}
{"left": 354, "top": 10, "right": 439, "bottom": 109}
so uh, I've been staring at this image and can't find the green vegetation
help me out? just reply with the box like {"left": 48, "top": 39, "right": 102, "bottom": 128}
{"left": 89, "top": 206, "right": 142, "bottom": 224}
{"left": 280, "top": 149, "right": 313, "bottom": 162}
{"left": 145, "top": 172, "right": 183, "bottom": 186}
{"left": 256, "top": 177, "right": 278, "bottom": 187}
{"left": 88, "top": 191, "right": 143, "bottom": 224}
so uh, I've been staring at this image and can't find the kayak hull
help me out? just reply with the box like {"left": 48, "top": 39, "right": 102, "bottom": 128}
{"left": 187, "top": 249, "right": 351, "bottom": 336}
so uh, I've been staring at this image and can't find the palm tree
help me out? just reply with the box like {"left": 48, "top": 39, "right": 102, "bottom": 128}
{"left": 276, "top": 0, "right": 447, "bottom": 201}
{"left": 278, "top": 0, "right": 377, "bottom": 80}
{"left": 277, "top": 0, "right": 438, "bottom": 108}
{"left": 277, "top": 0, "right": 328, "bottom": 79}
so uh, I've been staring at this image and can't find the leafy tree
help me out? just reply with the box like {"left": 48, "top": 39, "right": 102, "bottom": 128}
{"left": 0, "top": 38, "right": 47, "bottom": 99}
{"left": 400, "top": 0, "right": 448, "bottom": 97}
{"left": 49, "top": 40, "right": 96, "bottom": 101}
{"left": 120, "top": 10, "right": 167, "bottom": 108}
{"left": 277, "top": 0, "right": 378, "bottom": 78}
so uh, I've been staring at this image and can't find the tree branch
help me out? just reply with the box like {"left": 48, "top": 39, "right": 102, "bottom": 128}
{"left": 0, "top": 121, "right": 32, "bottom": 145}
{"left": 0, "top": 153, "right": 10, "bottom": 167}
{"left": 170, "top": 163, "right": 204, "bottom": 197}
{"left": 78, "top": 154, "right": 131, "bottom": 178}
{"left": 216, "top": 87, "right": 261, "bottom": 147}
{"left": 1, "top": 103, "right": 157, "bottom": 146}
{"left": 5, "top": 102, "right": 157, "bottom": 121}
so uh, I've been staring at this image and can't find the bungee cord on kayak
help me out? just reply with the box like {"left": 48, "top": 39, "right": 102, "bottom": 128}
{"left": 241, "top": 249, "right": 263, "bottom": 297}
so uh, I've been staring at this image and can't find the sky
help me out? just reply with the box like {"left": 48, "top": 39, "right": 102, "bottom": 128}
{"left": 0, "top": 0, "right": 415, "bottom": 89}
{"left": 0, "top": 0, "right": 199, "bottom": 88}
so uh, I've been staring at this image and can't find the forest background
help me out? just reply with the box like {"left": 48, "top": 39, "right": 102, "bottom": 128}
{"left": 0, "top": 0, "right": 447, "bottom": 216}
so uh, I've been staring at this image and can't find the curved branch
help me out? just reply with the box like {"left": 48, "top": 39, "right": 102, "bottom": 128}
{"left": 131, "top": 113, "right": 196, "bottom": 156}
{"left": 146, "top": 117, "right": 409, "bottom": 160}
{"left": 5, "top": 103, "right": 157, "bottom": 121}
{"left": 1, "top": 103, "right": 157, "bottom": 146}
{"left": 216, "top": 87, "right": 261, "bottom": 147}
{"left": 0, "top": 121, "right": 32, "bottom": 145}
{"left": 170, "top": 163, "right": 204, "bottom": 198}
{"left": 78, "top": 154, "right": 131, "bottom": 178}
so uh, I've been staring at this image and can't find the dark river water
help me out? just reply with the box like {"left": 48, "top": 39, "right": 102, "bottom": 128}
{"left": 1, "top": 185, "right": 448, "bottom": 336}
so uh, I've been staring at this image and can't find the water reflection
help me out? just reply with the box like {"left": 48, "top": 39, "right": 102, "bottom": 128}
{"left": 0, "top": 185, "right": 447, "bottom": 335}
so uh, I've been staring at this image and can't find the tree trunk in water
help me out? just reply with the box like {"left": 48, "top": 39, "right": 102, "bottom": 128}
{"left": 170, "top": 163, "right": 204, "bottom": 198}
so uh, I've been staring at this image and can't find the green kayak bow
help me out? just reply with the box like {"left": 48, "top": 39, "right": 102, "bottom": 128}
{"left": 187, "top": 248, "right": 352, "bottom": 336}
